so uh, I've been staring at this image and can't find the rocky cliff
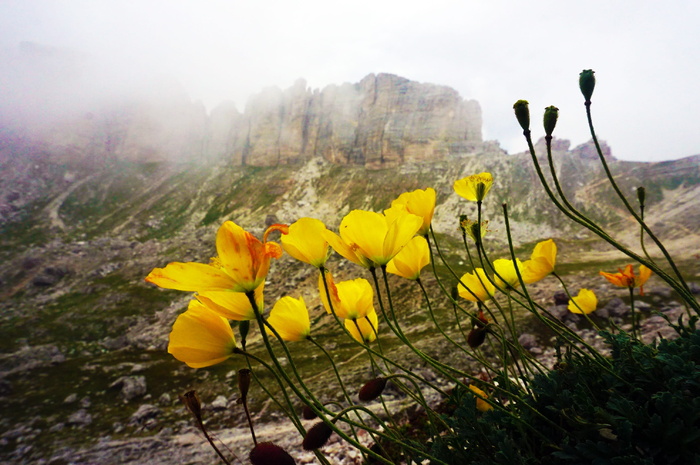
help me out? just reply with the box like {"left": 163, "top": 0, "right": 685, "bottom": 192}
{"left": 1, "top": 43, "right": 482, "bottom": 168}
{"left": 216, "top": 74, "right": 483, "bottom": 168}
{"left": 95, "top": 74, "right": 480, "bottom": 167}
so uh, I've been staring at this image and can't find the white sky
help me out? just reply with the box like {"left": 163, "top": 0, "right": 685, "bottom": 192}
{"left": 1, "top": 0, "right": 698, "bottom": 161}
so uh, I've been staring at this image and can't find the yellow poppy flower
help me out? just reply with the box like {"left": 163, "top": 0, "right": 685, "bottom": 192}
{"left": 385, "top": 188, "right": 436, "bottom": 236}
{"left": 146, "top": 221, "right": 288, "bottom": 293}
{"left": 266, "top": 296, "right": 311, "bottom": 342}
{"left": 453, "top": 172, "right": 494, "bottom": 202}
{"left": 196, "top": 283, "right": 264, "bottom": 321}
{"left": 281, "top": 217, "right": 329, "bottom": 268}
{"left": 600, "top": 264, "right": 652, "bottom": 295}
{"left": 386, "top": 236, "right": 430, "bottom": 280}
{"left": 469, "top": 385, "right": 493, "bottom": 412}
{"left": 567, "top": 288, "right": 598, "bottom": 314}
{"left": 168, "top": 299, "right": 237, "bottom": 368}
{"left": 492, "top": 258, "right": 524, "bottom": 289}
{"left": 521, "top": 239, "right": 557, "bottom": 284}
{"left": 458, "top": 268, "right": 495, "bottom": 303}
{"left": 345, "top": 310, "right": 380, "bottom": 343}
{"left": 323, "top": 209, "right": 423, "bottom": 268}
{"left": 319, "top": 271, "right": 374, "bottom": 320}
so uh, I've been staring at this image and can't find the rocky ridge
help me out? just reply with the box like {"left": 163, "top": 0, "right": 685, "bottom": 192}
{"left": 2, "top": 44, "right": 482, "bottom": 168}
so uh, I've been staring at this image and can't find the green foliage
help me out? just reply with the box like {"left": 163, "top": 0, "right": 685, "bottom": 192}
{"left": 431, "top": 327, "right": 700, "bottom": 464}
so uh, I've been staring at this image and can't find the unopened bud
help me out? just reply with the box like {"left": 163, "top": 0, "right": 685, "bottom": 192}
{"left": 301, "top": 404, "right": 317, "bottom": 420}
{"left": 467, "top": 326, "right": 488, "bottom": 348}
{"left": 579, "top": 69, "right": 596, "bottom": 102}
{"left": 358, "top": 377, "right": 388, "bottom": 402}
{"left": 451, "top": 285, "right": 459, "bottom": 302}
{"left": 302, "top": 421, "right": 334, "bottom": 450}
{"left": 239, "top": 320, "right": 251, "bottom": 349}
{"left": 475, "top": 183, "right": 487, "bottom": 203}
{"left": 636, "top": 186, "right": 646, "bottom": 207}
{"left": 249, "top": 442, "right": 296, "bottom": 465}
{"left": 513, "top": 100, "right": 530, "bottom": 132}
{"left": 543, "top": 106, "right": 559, "bottom": 137}
{"left": 238, "top": 368, "right": 251, "bottom": 401}
{"left": 180, "top": 390, "right": 203, "bottom": 424}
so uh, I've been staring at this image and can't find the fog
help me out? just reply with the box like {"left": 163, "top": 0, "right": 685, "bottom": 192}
{"left": 1, "top": 0, "right": 699, "bottom": 161}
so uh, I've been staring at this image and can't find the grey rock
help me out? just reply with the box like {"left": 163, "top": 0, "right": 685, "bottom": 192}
{"left": 109, "top": 375, "right": 147, "bottom": 401}
{"left": 518, "top": 333, "right": 538, "bottom": 350}
{"left": 63, "top": 393, "right": 78, "bottom": 404}
{"left": 689, "top": 282, "right": 700, "bottom": 295}
{"left": 67, "top": 409, "right": 92, "bottom": 426}
{"left": 210, "top": 395, "right": 228, "bottom": 411}
{"left": 0, "top": 344, "right": 65, "bottom": 375}
{"left": 552, "top": 290, "right": 569, "bottom": 306}
{"left": 635, "top": 301, "right": 652, "bottom": 313}
{"left": 158, "top": 393, "right": 172, "bottom": 406}
{"left": 604, "top": 298, "right": 629, "bottom": 317}
{"left": 129, "top": 404, "right": 161, "bottom": 425}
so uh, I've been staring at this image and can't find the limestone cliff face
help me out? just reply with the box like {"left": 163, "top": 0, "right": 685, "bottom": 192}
{"left": 2, "top": 43, "right": 483, "bottom": 167}
{"left": 216, "top": 74, "right": 482, "bottom": 168}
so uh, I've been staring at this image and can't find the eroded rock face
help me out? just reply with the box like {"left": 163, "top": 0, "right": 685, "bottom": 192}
{"left": 4, "top": 57, "right": 483, "bottom": 168}
{"left": 219, "top": 74, "right": 483, "bottom": 168}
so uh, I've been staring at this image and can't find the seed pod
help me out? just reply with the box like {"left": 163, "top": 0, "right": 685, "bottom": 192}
{"left": 579, "top": 69, "right": 596, "bottom": 102}
{"left": 513, "top": 100, "right": 530, "bottom": 132}
{"left": 358, "top": 377, "right": 388, "bottom": 402}
{"left": 543, "top": 106, "right": 559, "bottom": 137}
{"left": 302, "top": 421, "right": 334, "bottom": 450}
{"left": 249, "top": 442, "right": 296, "bottom": 465}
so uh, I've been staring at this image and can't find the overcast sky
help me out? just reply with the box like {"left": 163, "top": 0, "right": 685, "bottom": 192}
{"left": 1, "top": 0, "right": 698, "bottom": 161}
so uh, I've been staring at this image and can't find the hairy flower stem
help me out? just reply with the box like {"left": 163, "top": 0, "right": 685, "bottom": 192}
{"left": 189, "top": 411, "right": 232, "bottom": 465}
{"left": 306, "top": 337, "right": 372, "bottom": 458}
{"left": 417, "top": 278, "right": 498, "bottom": 372}
{"left": 246, "top": 292, "right": 379, "bottom": 464}
{"left": 502, "top": 205, "right": 635, "bottom": 387}
{"left": 430, "top": 226, "right": 495, "bottom": 330}
{"left": 237, "top": 350, "right": 305, "bottom": 433}
{"left": 525, "top": 118, "right": 698, "bottom": 314}
{"left": 629, "top": 287, "right": 638, "bottom": 340}
{"left": 544, "top": 135, "right": 602, "bottom": 232}
{"left": 318, "top": 268, "right": 454, "bottom": 389}
{"left": 584, "top": 102, "right": 693, "bottom": 299}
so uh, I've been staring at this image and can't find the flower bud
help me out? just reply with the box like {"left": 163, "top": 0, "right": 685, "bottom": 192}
{"left": 451, "top": 285, "right": 459, "bottom": 302}
{"left": 249, "top": 442, "right": 296, "bottom": 465}
{"left": 513, "top": 100, "right": 530, "bottom": 132}
{"left": 579, "top": 69, "right": 596, "bottom": 102}
{"left": 467, "top": 326, "right": 487, "bottom": 348}
{"left": 179, "top": 390, "right": 202, "bottom": 424}
{"left": 543, "top": 106, "right": 559, "bottom": 137}
{"left": 301, "top": 404, "right": 317, "bottom": 420}
{"left": 637, "top": 186, "right": 646, "bottom": 207}
{"left": 358, "top": 377, "right": 388, "bottom": 402}
{"left": 302, "top": 421, "right": 334, "bottom": 450}
{"left": 239, "top": 320, "right": 251, "bottom": 349}
{"left": 238, "top": 368, "right": 251, "bottom": 401}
